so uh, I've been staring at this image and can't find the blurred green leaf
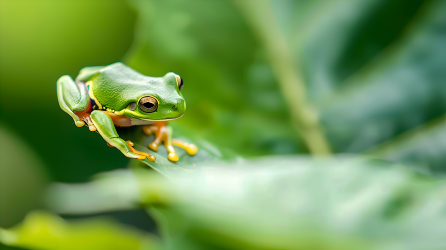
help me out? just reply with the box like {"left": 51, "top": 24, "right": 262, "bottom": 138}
{"left": 266, "top": 0, "right": 446, "bottom": 172}
{"left": 0, "top": 124, "right": 48, "bottom": 228}
{"left": 145, "top": 158, "right": 446, "bottom": 250}
{"left": 311, "top": 0, "right": 446, "bottom": 156}
{"left": 47, "top": 156, "right": 446, "bottom": 250}
{"left": 284, "top": 0, "right": 426, "bottom": 97}
{"left": 368, "top": 115, "right": 446, "bottom": 175}
{"left": 0, "top": 211, "right": 158, "bottom": 250}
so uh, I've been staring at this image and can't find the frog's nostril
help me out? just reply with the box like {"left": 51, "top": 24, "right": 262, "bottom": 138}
{"left": 172, "top": 105, "right": 177, "bottom": 109}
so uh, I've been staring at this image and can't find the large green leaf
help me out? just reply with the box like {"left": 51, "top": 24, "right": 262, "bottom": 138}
{"left": 46, "top": 156, "right": 446, "bottom": 250}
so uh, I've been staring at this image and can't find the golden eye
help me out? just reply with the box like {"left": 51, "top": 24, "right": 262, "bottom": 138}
{"left": 138, "top": 96, "right": 158, "bottom": 113}
{"left": 175, "top": 74, "right": 184, "bottom": 91}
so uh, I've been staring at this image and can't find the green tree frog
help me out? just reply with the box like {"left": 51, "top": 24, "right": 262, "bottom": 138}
{"left": 57, "top": 62, "right": 197, "bottom": 162}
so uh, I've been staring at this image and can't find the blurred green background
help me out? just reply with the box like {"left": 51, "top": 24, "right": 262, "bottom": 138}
{"left": 2, "top": 0, "right": 446, "bottom": 249}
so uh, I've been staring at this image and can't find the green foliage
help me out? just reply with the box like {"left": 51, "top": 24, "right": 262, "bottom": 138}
{"left": 0, "top": 211, "right": 158, "bottom": 250}
{"left": 41, "top": 157, "right": 446, "bottom": 250}
{"left": 304, "top": 0, "right": 446, "bottom": 169}
{"left": 124, "top": 0, "right": 446, "bottom": 173}
{"left": 2, "top": 0, "right": 446, "bottom": 249}
{"left": 0, "top": 124, "right": 48, "bottom": 228}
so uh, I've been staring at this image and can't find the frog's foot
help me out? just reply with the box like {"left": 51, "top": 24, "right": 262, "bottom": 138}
{"left": 143, "top": 122, "right": 166, "bottom": 153}
{"left": 125, "top": 141, "right": 156, "bottom": 162}
{"left": 143, "top": 122, "right": 197, "bottom": 162}
{"left": 84, "top": 116, "right": 97, "bottom": 132}
{"left": 172, "top": 139, "right": 198, "bottom": 156}
{"left": 105, "top": 140, "right": 155, "bottom": 161}
{"left": 144, "top": 123, "right": 179, "bottom": 162}
{"left": 75, "top": 120, "right": 85, "bottom": 127}
{"left": 75, "top": 111, "right": 97, "bottom": 132}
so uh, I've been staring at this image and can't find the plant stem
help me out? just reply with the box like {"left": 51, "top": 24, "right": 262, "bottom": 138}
{"left": 234, "top": 0, "right": 331, "bottom": 155}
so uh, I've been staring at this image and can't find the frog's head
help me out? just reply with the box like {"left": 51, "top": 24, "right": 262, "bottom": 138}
{"left": 124, "top": 72, "right": 185, "bottom": 121}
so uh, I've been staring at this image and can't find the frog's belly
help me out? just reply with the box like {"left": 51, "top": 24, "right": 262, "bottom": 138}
{"left": 130, "top": 118, "right": 155, "bottom": 126}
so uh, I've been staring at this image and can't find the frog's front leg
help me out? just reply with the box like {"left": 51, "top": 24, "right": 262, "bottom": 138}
{"left": 91, "top": 111, "right": 156, "bottom": 162}
{"left": 56, "top": 75, "right": 90, "bottom": 127}
{"left": 143, "top": 121, "right": 197, "bottom": 162}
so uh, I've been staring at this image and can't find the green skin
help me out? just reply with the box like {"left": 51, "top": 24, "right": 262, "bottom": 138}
{"left": 57, "top": 62, "right": 186, "bottom": 160}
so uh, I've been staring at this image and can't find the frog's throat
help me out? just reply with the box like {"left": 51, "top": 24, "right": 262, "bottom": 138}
{"left": 148, "top": 114, "right": 184, "bottom": 121}
{"left": 128, "top": 113, "right": 184, "bottom": 122}
{"left": 86, "top": 80, "right": 103, "bottom": 110}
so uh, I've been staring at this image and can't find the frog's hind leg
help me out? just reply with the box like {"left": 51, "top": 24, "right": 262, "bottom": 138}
{"left": 143, "top": 122, "right": 197, "bottom": 162}
{"left": 91, "top": 110, "right": 155, "bottom": 162}
{"left": 56, "top": 75, "right": 90, "bottom": 127}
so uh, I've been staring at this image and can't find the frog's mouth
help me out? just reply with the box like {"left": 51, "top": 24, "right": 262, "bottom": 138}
{"left": 137, "top": 113, "right": 184, "bottom": 122}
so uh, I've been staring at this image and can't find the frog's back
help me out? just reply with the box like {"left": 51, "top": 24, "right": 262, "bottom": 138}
{"left": 88, "top": 63, "right": 162, "bottom": 112}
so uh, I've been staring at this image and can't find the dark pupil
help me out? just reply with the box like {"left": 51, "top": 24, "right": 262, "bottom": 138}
{"left": 143, "top": 102, "right": 154, "bottom": 109}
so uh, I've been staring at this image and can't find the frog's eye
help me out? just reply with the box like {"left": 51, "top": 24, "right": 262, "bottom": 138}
{"left": 138, "top": 96, "right": 158, "bottom": 113}
{"left": 175, "top": 74, "right": 184, "bottom": 91}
